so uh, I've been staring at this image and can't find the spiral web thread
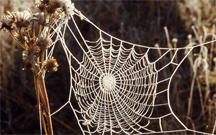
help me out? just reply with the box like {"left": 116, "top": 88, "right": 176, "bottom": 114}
{"left": 44, "top": 6, "right": 215, "bottom": 135}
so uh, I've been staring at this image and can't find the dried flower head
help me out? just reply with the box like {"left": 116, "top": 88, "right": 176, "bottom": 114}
{"left": 42, "top": 57, "right": 59, "bottom": 72}
{"left": 172, "top": 38, "right": 178, "bottom": 43}
{"left": 14, "top": 31, "right": 22, "bottom": 41}
{"left": 33, "top": 12, "right": 46, "bottom": 25}
{"left": 22, "top": 46, "right": 40, "bottom": 68}
{"left": 14, "top": 28, "right": 30, "bottom": 44}
{"left": 36, "top": 1, "right": 46, "bottom": 12}
{"left": 13, "top": 10, "right": 33, "bottom": 30}
{"left": 46, "top": 0, "right": 62, "bottom": 14}
{"left": 36, "top": 28, "right": 52, "bottom": 50}
{"left": 36, "top": 36, "right": 52, "bottom": 50}
{"left": 0, "top": 13, "right": 16, "bottom": 30}
{"left": 61, "top": 0, "right": 75, "bottom": 18}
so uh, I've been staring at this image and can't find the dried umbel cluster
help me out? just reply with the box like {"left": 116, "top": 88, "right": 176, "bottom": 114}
{"left": 0, "top": 1, "right": 75, "bottom": 134}
{"left": 0, "top": 0, "right": 75, "bottom": 72}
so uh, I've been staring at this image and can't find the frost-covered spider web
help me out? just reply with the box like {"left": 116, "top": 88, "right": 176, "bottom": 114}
{"left": 44, "top": 5, "right": 214, "bottom": 135}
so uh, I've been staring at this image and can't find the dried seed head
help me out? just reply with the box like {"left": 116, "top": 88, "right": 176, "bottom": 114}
{"left": 36, "top": 27, "right": 52, "bottom": 50}
{"left": 22, "top": 46, "right": 40, "bottom": 63}
{"left": 37, "top": 36, "right": 52, "bottom": 50}
{"left": 22, "top": 46, "right": 40, "bottom": 70}
{"left": 22, "top": 49, "right": 30, "bottom": 62}
{"left": 46, "top": 0, "right": 62, "bottom": 14}
{"left": 187, "top": 34, "right": 192, "bottom": 39}
{"left": 0, "top": 14, "right": 16, "bottom": 30}
{"left": 33, "top": 12, "right": 46, "bottom": 25}
{"left": 36, "top": 2, "right": 46, "bottom": 12}
{"left": 14, "top": 28, "right": 30, "bottom": 44}
{"left": 62, "top": 0, "right": 74, "bottom": 18}
{"left": 43, "top": 57, "right": 59, "bottom": 72}
{"left": 172, "top": 38, "right": 178, "bottom": 43}
{"left": 13, "top": 10, "right": 33, "bottom": 30}
{"left": 14, "top": 31, "right": 24, "bottom": 42}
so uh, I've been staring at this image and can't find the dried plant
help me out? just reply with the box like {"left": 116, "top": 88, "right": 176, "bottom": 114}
{"left": 0, "top": 0, "right": 75, "bottom": 134}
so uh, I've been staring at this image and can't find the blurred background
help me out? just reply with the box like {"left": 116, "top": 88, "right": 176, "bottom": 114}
{"left": 0, "top": 0, "right": 216, "bottom": 134}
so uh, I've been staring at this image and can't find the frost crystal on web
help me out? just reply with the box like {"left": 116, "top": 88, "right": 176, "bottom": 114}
{"left": 45, "top": 2, "right": 214, "bottom": 135}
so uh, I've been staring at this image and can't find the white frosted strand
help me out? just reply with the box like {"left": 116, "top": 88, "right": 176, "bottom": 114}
{"left": 88, "top": 40, "right": 101, "bottom": 51}
{"left": 46, "top": 38, "right": 57, "bottom": 59}
{"left": 79, "top": 56, "right": 99, "bottom": 77}
{"left": 107, "top": 93, "right": 113, "bottom": 135}
{"left": 50, "top": 102, "right": 69, "bottom": 117}
{"left": 108, "top": 38, "right": 112, "bottom": 74}
{"left": 75, "top": 83, "right": 99, "bottom": 105}
{"left": 72, "top": 65, "right": 99, "bottom": 80}
{"left": 99, "top": 31, "right": 107, "bottom": 74}
{"left": 110, "top": 42, "right": 129, "bottom": 74}
{"left": 68, "top": 102, "right": 86, "bottom": 135}
{"left": 116, "top": 87, "right": 150, "bottom": 119}
{"left": 186, "top": 129, "right": 213, "bottom": 135}
{"left": 65, "top": 24, "right": 103, "bottom": 75}
{"left": 44, "top": 5, "right": 216, "bottom": 134}
{"left": 170, "top": 49, "right": 179, "bottom": 63}
{"left": 113, "top": 89, "right": 154, "bottom": 133}
{"left": 102, "top": 92, "right": 107, "bottom": 135}
{"left": 114, "top": 48, "right": 150, "bottom": 76}
{"left": 166, "top": 47, "right": 195, "bottom": 130}
{"left": 171, "top": 62, "right": 179, "bottom": 66}
{"left": 114, "top": 84, "right": 153, "bottom": 118}
{"left": 111, "top": 42, "right": 131, "bottom": 68}
{"left": 117, "top": 76, "right": 155, "bottom": 100}
{"left": 85, "top": 38, "right": 101, "bottom": 43}
{"left": 68, "top": 55, "right": 73, "bottom": 101}
{"left": 80, "top": 12, "right": 216, "bottom": 50}
{"left": 133, "top": 129, "right": 186, "bottom": 135}
{"left": 156, "top": 62, "right": 172, "bottom": 73}
{"left": 159, "top": 118, "right": 163, "bottom": 132}
{"left": 109, "top": 93, "right": 131, "bottom": 134}
{"left": 81, "top": 90, "right": 102, "bottom": 122}
{"left": 114, "top": 82, "right": 152, "bottom": 96}
{"left": 118, "top": 65, "right": 153, "bottom": 82}
{"left": 75, "top": 70, "right": 99, "bottom": 118}
{"left": 113, "top": 47, "right": 135, "bottom": 75}
{"left": 95, "top": 92, "right": 106, "bottom": 133}
{"left": 158, "top": 113, "right": 172, "bottom": 119}
{"left": 84, "top": 94, "right": 100, "bottom": 117}
{"left": 140, "top": 81, "right": 155, "bottom": 106}
{"left": 49, "top": 24, "right": 82, "bottom": 67}
{"left": 70, "top": 17, "right": 104, "bottom": 74}
{"left": 155, "top": 89, "right": 168, "bottom": 95}
{"left": 45, "top": 24, "right": 63, "bottom": 59}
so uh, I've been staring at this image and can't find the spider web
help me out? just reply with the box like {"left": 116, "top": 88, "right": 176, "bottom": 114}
{"left": 43, "top": 6, "right": 214, "bottom": 135}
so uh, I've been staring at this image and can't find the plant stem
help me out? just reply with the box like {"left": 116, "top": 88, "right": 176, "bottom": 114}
{"left": 34, "top": 75, "right": 48, "bottom": 135}
{"left": 33, "top": 59, "right": 53, "bottom": 135}
{"left": 36, "top": 67, "right": 53, "bottom": 135}
{"left": 7, "top": 30, "right": 26, "bottom": 49}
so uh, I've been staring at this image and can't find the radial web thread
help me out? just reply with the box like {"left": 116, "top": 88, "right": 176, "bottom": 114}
{"left": 43, "top": 7, "right": 214, "bottom": 135}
